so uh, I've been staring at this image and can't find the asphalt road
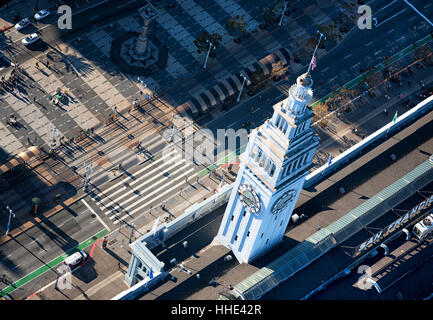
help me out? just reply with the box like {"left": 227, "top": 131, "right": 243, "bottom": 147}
{"left": 0, "top": 199, "right": 105, "bottom": 298}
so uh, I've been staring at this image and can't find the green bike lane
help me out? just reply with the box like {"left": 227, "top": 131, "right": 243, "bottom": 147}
{"left": 199, "top": 34, "right": 433, "bottom": 177}
{"left": 0, "top": 228, "right": 108, "bottom": 298}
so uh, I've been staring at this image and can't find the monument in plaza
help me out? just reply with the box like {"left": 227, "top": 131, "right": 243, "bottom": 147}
{"left": 215, "top": 36, "right": 325, "bottom": 264}
{"left": 111, "top": 4, "right": 167, "bottom": 76}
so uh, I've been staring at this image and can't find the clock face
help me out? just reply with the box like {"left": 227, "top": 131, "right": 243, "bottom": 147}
{"left": 238, "top": 184, "right": 261, "bottom": 213}
{"left": 272, "top": 189, "right": 297, "bottom": 214}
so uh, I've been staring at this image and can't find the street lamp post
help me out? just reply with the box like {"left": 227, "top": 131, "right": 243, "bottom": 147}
{"left": 169, "top": 113, "right": 180, "bottom": 142}
{"left": 5, "top": 205, "right": 15, "bottom": 236}
{"left": 49, "top": 125, "right": 60, "bottom": 154}
{"left": 137, "top": 77, "right": 147, "bottom": 101}
{"left": 278, "top": 1, "right": 288, "bottom": 26}
{"left": 237, "top": 72, "right": 250, "bottom": 102}
{"left": 83, "top": 162, "right": 93, "bottom": 192}
{"left": 203, "top": 40, "right": 214, "bottom": 69}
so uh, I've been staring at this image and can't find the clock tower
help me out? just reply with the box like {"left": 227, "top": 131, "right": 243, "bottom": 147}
{"left": 215, "top": 71, "right": 319, "bottom": 264}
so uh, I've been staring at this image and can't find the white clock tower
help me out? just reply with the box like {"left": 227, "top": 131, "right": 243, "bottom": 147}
{"left": 215, "top": 69, "right": 320, "bottom": 264}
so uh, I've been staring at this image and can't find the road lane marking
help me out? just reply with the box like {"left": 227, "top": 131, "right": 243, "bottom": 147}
{"left": 344, "top": 53, "right": 352, "bottom": 59}
{"left": 109, "top": 167, "right": 195, "bottom": 220}
{"left": 94, "top": 150, "right": 177, "bottom": 198}
{"left": 377, "top": 9, "right": 407, "bottom": 27}
{"left": 98, "top": 156, "right": 184, "bottom": 206}
{"left": 387, "top": 28, "right": 395, "bottom": 34}
{"left": 321, "top": 67, "right": 329, "bottom": 73}
{"left": 366, "top": 41, "right": 373, "bottom": 47}
{"left": 100, "top": 158, "right": 186, "bottom": 209}
{"left": 114, "top": 171, "right": 198, "bottom": 223}
{"left": 409, "top": 16, "right": 417, "bottom": 21}
{"left": 82, "top": 199, "right": 111, "bottom": 232}
{"left": 376, "top": 0, "right": 398, "bottom": 15}
{"left": 403, "top": 0, "right": 433, "bottom": 27}
{"left": 352, "top": 62, "right": 361, "bottom": 69}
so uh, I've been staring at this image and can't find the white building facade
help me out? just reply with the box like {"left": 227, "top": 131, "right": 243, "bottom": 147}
{"left": 216, "top": 72, "right": 320, "bottom": 264}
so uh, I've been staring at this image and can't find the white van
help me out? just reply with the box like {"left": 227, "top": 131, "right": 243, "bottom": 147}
{"left": 63, "top": 250, "right": 88, "bottom": 269}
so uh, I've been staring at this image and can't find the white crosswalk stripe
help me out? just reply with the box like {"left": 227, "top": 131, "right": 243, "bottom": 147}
{"left": 113, "top": 170, "right": 198, "bottom": 224}
{"left": 90, "top": 148, "right": 197, "bottom": 224}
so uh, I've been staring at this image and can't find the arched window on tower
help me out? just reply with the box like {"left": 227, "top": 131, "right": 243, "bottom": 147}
{"left": 249, "top": 145, "right": 258, "bottom": 160}
{"left": 269, "top": 163, "right": 276, "bottom": 177}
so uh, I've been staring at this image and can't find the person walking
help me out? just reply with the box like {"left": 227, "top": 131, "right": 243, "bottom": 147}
{"left": 35, "top": 62, "right": 39, "bottom": 69}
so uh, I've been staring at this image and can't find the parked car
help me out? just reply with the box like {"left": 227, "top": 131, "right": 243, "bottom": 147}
{"left": 34, "top": 9, "right": 50, "bottom": 21}
{"left": 63, "top": 250, "right": 88, "bottom": 269}
{"left": 22, "top": 33, "right": 39, "bottom": 46}
{"left": 15, "top": 18, "right": 31, "bottom": 31}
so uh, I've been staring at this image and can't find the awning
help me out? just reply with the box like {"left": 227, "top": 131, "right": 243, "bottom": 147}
{"left": 0, "top": 146, "right": 41, "bottom": 175}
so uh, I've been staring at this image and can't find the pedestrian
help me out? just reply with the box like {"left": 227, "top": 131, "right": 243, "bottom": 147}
{"left": 114, "top": 106, "right": 117, "bottom": 113}
{"left": 35, "top": 62, "right": 39, "bottom": 69}
{"left": 46, "top": 61, "right": 50, "bottom": 67}
{"left": 185, "top": 177, "right": 188, "bottom": 183}
{"left": 118, "top": 262, "right": 121, "bottom": 270}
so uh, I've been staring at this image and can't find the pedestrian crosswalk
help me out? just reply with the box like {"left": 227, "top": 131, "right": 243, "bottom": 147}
{"left": 90, "top": 149, "right": 198, "bottom": 224}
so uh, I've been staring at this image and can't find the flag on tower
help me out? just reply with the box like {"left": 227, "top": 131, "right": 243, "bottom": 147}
{"left": 311, "top": 55, "right": 317, "bottom": 70}
{"left": 149, "top": 268, "right": 154, "bottom": 280}
{"left": 393, "top": 111, "right": 398, "bottom": 124}
{"left": 327, "top": 154, "right": 332, "bottom": 166}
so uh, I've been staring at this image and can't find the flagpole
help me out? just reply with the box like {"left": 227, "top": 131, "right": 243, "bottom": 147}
{"left": 306, "top": 30, "right": 326, "bottom": 75}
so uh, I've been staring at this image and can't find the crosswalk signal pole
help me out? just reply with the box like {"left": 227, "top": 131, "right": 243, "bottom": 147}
{"left": 5, "top": 205, "right": 15, "bottom": 236}
{"left": 83, "top": 162, "right": 93, "bottom": 192}
{"left": 49, "top": 125, "right": 59, "bottom": 154}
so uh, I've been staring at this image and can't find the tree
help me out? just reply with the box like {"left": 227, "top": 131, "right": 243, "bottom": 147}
{"left": 312, "top": 102, "right": 329, "bottom": 125}
{"left": 247, "top": 69, "right": 271, "bottom": 95}
{"left": 262, "top": 7, "right": 278, "bottom": 26}
{"left": 270, "top": 61, "right": 288, "bottom": 81}
{"left": 225, "top": 15, "right": 247, "bottom": 40}
{"left": 318, "top": 24, "right": 342, "bottom": 44}
{"left": 365, "top": 67, "right": 383, "bottom": 88}
{"left": 325, "top": 87, "right": 358, "bottom": 111}
{"left": 415, "top": 43, "right": 433, "bottom": 65}
{"left": 193, "top": 32, "right": 222, "bottom": 54}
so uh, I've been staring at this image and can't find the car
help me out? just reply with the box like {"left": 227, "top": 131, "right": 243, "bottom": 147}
{"left": 63, "top": 250, "right": 88, "bottom": 269}
{"left": 22, "top": 33, "right": 39, "bottom": 46}
{"left": 34, "top": 9, "right": 50, "bottom": 21}
{"left": 15, "top": 18, "right": 31, "bottom": 31}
